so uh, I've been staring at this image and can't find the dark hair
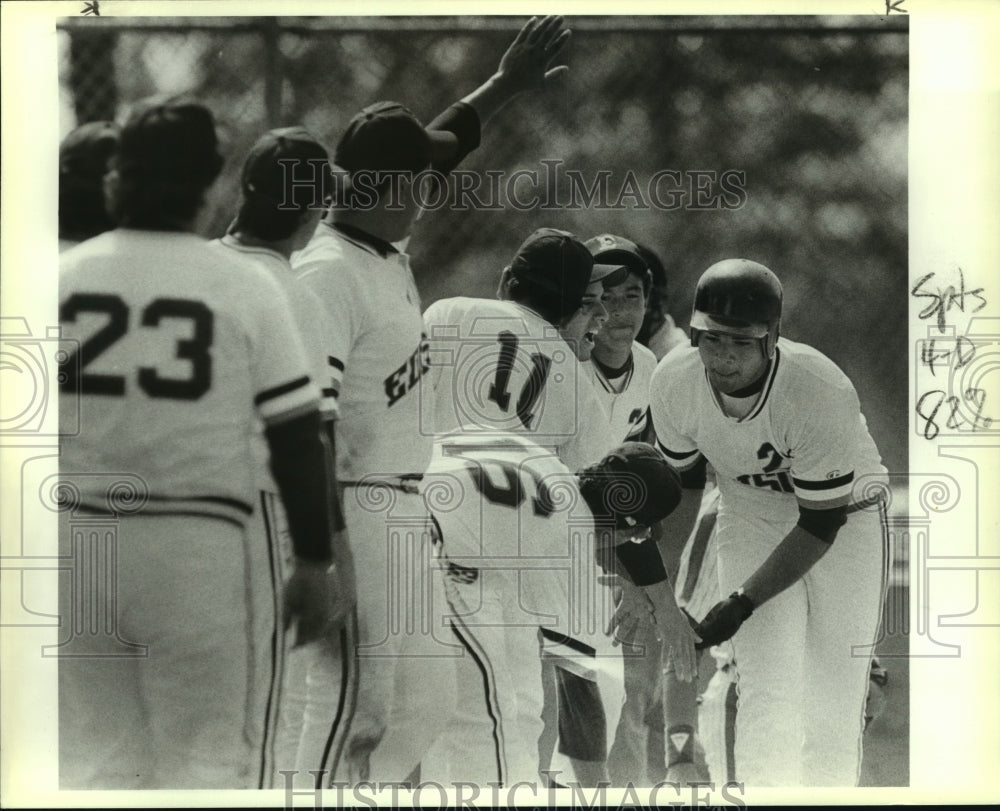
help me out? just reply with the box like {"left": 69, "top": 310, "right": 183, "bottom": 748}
{"left": 109, "top": 98, "right": 224, "bottom": 230}
{"left": 233, "top": 196, "right": 307, "bottom": 241}
{"left": 635, "top": 242, "right": 669, "bottom": 346}
{"left": 59, "top": 121, "right": 119, "bottom": 241}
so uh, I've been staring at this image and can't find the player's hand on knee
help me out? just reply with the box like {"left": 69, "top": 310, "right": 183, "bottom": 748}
{"left": 283, "top": 558, "right": 340, "bottom": 647}
{"left": 693, "top": 591, "right": 754, "bottom": 650}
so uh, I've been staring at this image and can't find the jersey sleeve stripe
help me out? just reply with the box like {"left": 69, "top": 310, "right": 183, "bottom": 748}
{"left": 328, "top": 356, "right": 345, "bottom": 372}
{"left": 793, "top": 472, "right": 855, "bottom": 491}
{"left": 794, "top": 473, "right": 855, "bottom": 509}
{"left": 259, "top": 398, "right": 320, "bottom": 428}
{"left": 796, "top": 491, "right": 852, "bottom": 510}
{"left": 254, "top": 376, "right": 312, "bottom": 406}
{"left": 657, "top": 440, "right": 701, "bottom": 469}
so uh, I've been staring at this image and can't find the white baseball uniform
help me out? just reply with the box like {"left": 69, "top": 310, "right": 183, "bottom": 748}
{"left": 58, "top": 229, "right": 320, "bottom": 789}
{"left": 293, "top": 221, "right": 435, "bottom": 783}
{"left": 583, "top": 340, "right": 658, "bottom": 443}
{"left": 423, "top": 296, "right": 628, "bottom": 780}
{"left": 208, "top": 234, "right": 340, "bottom": 786}
{"left": 650, "top": 338, "right": 889, "bottom": 786}
{"left": 411, "top": 433, "right": 619, "bottom": 785}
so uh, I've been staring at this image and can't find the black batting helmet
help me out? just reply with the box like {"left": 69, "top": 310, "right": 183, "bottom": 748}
{"left": 690, "top": 259, "right": 783, "bottom": 358}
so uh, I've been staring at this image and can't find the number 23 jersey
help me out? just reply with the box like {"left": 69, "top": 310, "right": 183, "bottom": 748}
{"left": 59, "top": 230, "right": 320, "bottom": 523}
{"left": 422, "top": 297, "right": 617, "bottom": 473}
{"left": 649, "top": 338, "right": 886, "bottom": 522}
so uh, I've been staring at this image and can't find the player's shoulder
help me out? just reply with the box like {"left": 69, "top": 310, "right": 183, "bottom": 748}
{"left": 631, "top": 340, "right": 659, "bottom": 376}
{"left": 293, "top": 221, "right": 372, "bottom": 274}
{"left": 774, "top": 338, "right": 855, "bottom": 395}
{"left": 651, "top": 343, "right": 702, "bottom": 388}
{"left": 59, "top": 230, "right": 116, "bottom": 274}
{"left": 425, "top": 297, "right": 548, "bottom": 336}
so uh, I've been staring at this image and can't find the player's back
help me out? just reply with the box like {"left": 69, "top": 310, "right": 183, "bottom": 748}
{"left": 424, "top": 432, "right": 603, "bottom": 638}
{"left": 423, "top": 297, "right": 616, "bottom": 472}
{"left": 59, "top": 229, "right": 316, "bottom": 523}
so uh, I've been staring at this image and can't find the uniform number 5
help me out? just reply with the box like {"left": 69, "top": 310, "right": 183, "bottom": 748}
{"left": 60, "top": 293, "right": 213, "bottom": 400}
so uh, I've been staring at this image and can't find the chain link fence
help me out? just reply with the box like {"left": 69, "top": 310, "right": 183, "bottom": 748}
{"left": 58, "top": 14, "right": 909, "bottom": 472}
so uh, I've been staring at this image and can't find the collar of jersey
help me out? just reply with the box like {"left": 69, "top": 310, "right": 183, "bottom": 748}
{"left": 324, "top": 220, "right": 399, "bottom": 259}
{"left": 592, "top": 352, "right": 635, "bottom": 394}
{"left": 219, "top": 233, "right": 289, "bottom": 266}
{"left": 705, "top": 345, "right": 781, "bottom": 423}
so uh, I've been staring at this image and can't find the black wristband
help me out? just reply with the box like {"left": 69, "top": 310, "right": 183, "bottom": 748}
{"left": 613, "top": 537, "right": 669, "bottom": 586}
{"left": 730, "top": 589, "right": 755, "bottom": 616}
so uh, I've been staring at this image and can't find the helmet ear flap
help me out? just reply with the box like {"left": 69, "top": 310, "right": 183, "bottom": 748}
{"left": 762, "top": 320, "right": 780, "bottom": 359}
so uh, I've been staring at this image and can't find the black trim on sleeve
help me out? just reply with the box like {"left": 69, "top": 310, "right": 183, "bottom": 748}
{"left": 793, "top": 471, "right": 855, "bottom": 491}
{"left": 796, "top": 504, "right": 848, "bottom": 544}
{"left": 255, "top": 375, "right": 311, "bottom": 406}
{"left": 614, "top": 537, "right": 669, "bottom": 586}
{"left": 679, "top": 455, "right": 708, "bottom": 490}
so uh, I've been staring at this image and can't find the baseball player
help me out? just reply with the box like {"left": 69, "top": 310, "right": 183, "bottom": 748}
{"left": 576, "top": 234, "right": 671, "bottom": 786}
{"left": 57, "top": 99, "right": 349, "bottom": 789}
{"left": 423, "top": 229, "right": 649, "bottom": 787}
{"left": 292, "top": 16, "right": 572, "bottom": 784}
{"left": 649, "top": 259, "right": 889, "bottom": 786}
{"left": 208, "top": 126, "right": 352, "bottom": 787}
{"left": 404, "top": 434, "right": 698, "bottom": 786}
{"left": 59, "top": 120, "right": 119, "bottom": 252}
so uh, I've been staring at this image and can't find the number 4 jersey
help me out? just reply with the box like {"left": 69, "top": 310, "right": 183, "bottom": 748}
{"left": 59, "top": 229, "right": 320, "bottom": 524}
{"left": 649, "top": 338, "right": 886, "bottom": 521}
{"left": 422, "top": 297, "right": 617, "bottom": 473}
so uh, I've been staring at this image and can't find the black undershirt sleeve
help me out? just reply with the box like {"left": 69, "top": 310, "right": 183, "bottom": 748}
{"left": 679, "top": 454, "right": 708, "bottom": 490}
{"left": 426, "top": 102, "right": 482, "bottom": 174}
{"left": 614, "top": 538, "right": 669, "bottom": 586}
{"left": 796, "top": 504, "right": 848, "bottom": 544}
{"left": 265, "top": 410, "right": 340, "bottom": 562}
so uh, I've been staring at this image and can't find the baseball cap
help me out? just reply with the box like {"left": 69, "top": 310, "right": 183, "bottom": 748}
{"left": 116, "top": 98, "right": 224, "bottom": 182}
{"left": 334, "top": 101, "right": 459, "bottom": 174}
{"left": 511, "top": 226, "right": 626, "bottom": 294}
{"left": 585, "top": 233, "right": 653, "bottom": 289}
{"left": 241, "top": 126, "right": 333, "bottom": 207}
{"left": 578, "top": 442, "right": 682, "bottom": 528}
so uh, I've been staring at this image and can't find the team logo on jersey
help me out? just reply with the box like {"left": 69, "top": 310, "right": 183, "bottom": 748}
{"left": 735, "top": 441, "right": 793, "bottom": 493}
{"left": 444, "top": 557, "right": 479, "bottom": 584}
{"left": 384, "top": 334, "right": 431, "bottom": 407}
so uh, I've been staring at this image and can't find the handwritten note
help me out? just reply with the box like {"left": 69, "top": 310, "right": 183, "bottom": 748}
{"left": 912, "top": 266, "right": 994, "bottom": 439}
